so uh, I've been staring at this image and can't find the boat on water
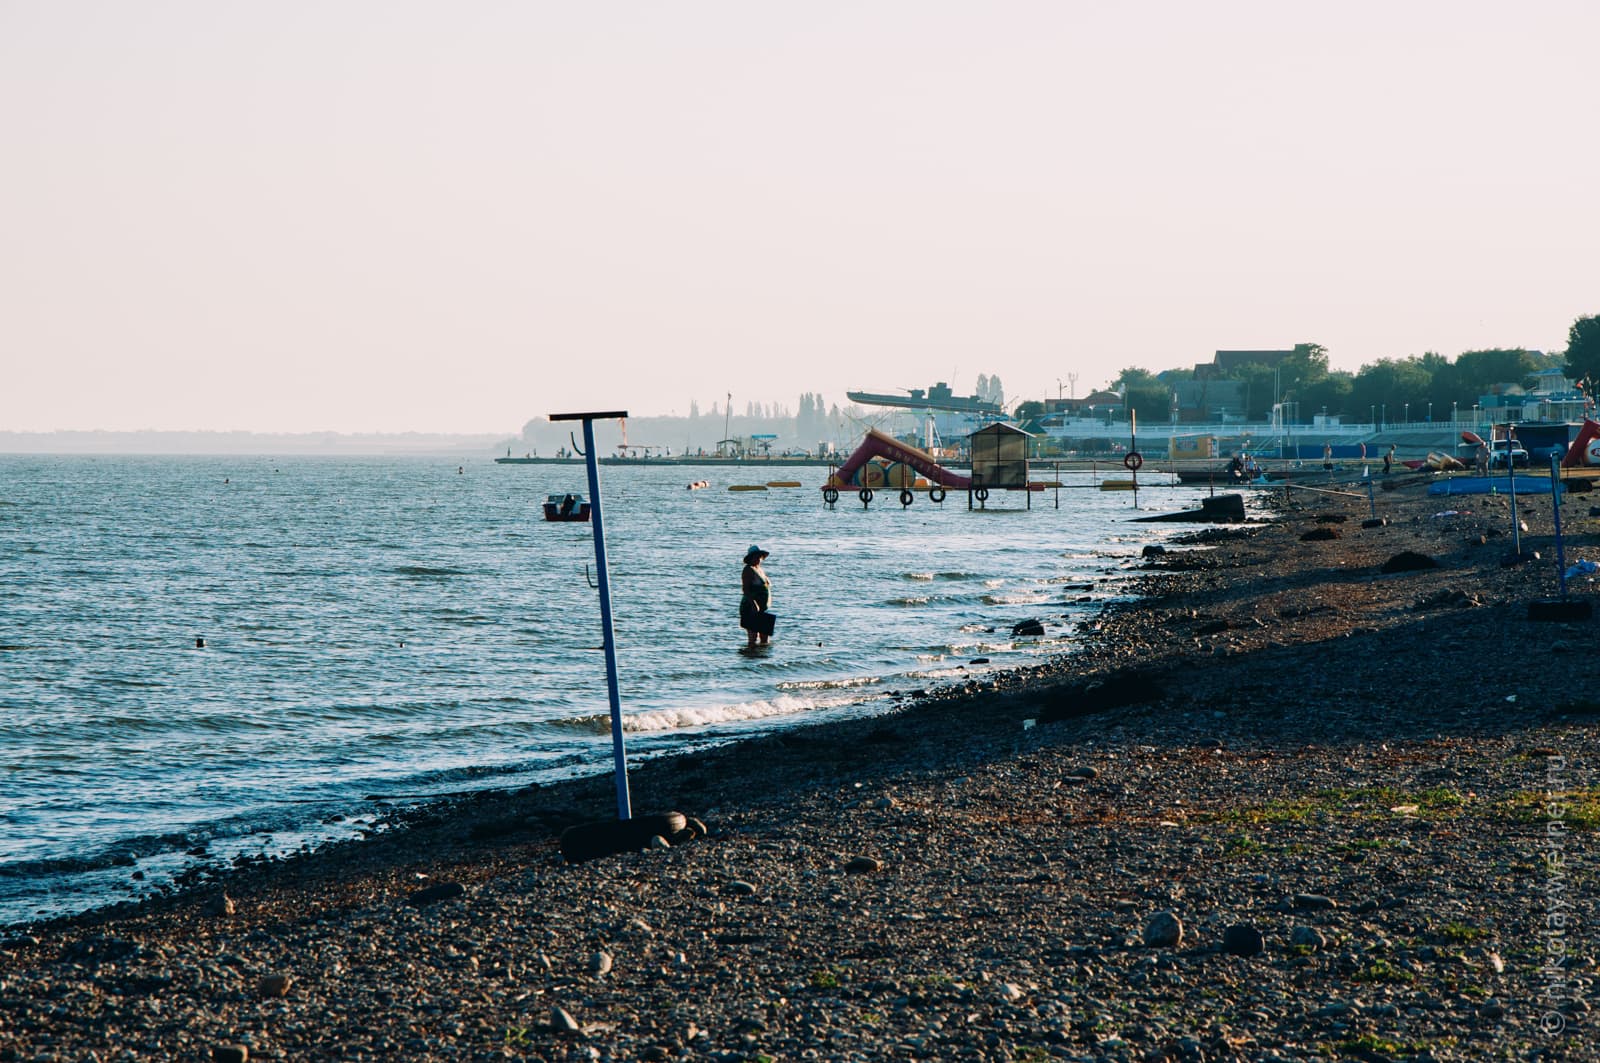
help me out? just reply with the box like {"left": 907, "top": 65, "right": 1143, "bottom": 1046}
{"left": 543, "top": 493, "right": 591, "bottom": 522}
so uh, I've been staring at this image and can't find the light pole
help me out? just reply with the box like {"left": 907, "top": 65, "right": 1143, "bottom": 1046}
{"left": 1382, "top": 404, "right": 1387, "bottom": 428}
{"left": 1404, "top": 402, "right": 1409, "bottom": 424}
{"left": 1453, "top": 401, "right": 1458, "bottom": 423}
{"left": 1370, "top": 404, "right": 1375, "bottom": 428}
{"left": 1427, "top": 402, "right": 1433, "bottom": 423}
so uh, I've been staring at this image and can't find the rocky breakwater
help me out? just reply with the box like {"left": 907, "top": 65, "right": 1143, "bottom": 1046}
{"left": 1, "top": 478, "right": 1596, "bottom": 1060}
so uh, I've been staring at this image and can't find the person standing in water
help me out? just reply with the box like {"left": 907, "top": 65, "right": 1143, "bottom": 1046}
{"left": 740, "top": 544, "right": 773, "bottom": 646}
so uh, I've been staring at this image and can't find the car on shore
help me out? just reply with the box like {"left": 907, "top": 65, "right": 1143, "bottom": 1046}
{"left": 1456, "top": 441, "right": 1529, "bottom": 469}
{"left": 1489, "top": 443, "right": 1529, "bottom": 469}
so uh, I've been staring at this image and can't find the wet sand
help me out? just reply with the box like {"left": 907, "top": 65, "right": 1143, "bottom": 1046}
{"left": 3, "top": 477, "right": 1596, "bottom": 1061}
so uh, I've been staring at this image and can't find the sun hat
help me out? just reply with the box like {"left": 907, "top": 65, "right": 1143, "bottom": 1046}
{"left": 744, "top": 544, "right": 769, "bottom": 562}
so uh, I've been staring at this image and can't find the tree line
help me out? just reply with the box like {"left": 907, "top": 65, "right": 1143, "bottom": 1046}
{"left": 1096, "top": 314, "right": 1600, "bottom": 425}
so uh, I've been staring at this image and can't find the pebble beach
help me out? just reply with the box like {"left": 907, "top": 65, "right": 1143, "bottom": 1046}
{"left": 3, "top": 476, "right": 1596, "bottom": 1062}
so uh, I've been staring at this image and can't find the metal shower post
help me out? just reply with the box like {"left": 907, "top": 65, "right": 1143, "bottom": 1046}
{"left": 550, "top": 410, "right": 632, "bottom": 820}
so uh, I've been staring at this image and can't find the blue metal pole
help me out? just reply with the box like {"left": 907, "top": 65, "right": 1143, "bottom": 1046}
{"left": 1551, "top": 454, "right": 1569, "bottom": 599}
{"left": 580, "top": 417, "right": 632, "bottom": 820}
{"left": 1507, "top": 431, "right": 1521, "bottom": 557}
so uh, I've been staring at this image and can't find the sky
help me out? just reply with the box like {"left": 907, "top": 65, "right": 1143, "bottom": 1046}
{"left": 3, "top": 1, "right": 1598, "bottom": 434}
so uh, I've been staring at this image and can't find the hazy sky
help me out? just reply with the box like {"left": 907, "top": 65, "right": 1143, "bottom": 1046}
{"left": 4, "top": 1, "right": 1597, "bottom": 433}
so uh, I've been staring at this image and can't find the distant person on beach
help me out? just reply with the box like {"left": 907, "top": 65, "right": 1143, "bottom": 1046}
{"left": 1322, "top": 442, "right": 1333, "bottom": 473}
{"left": 1228, "top": 453, "right": 1245, "bottom": 483}
{"left": 1383, "top": 444, "right": 1396, "bottom": 475}
{"left": 740, "top": 544, "right": 773, "bottom": 647}
{"left": 1476, "top": 442, "right": 1490, "bottom": 475}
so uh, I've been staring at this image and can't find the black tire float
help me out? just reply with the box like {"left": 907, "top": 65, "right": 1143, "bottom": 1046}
{"left": 859, "top": 487, "right": 874, "bottom": 506}
{"left": 928, "top": 486, "right": 946, "bottom": 503}
{"left": 559, "top": 811, "right": 691, "bottom": 863}
{"left": 1123, "top": 451, "right": 1143, "bottom": 471}
{"left": 899, "top": 488, "right": 914, "bottom": 507}
{"left": 822, "top": 486, "right": 839, "bottom": 505}
{"left": 974, "top": 487, "right": 989, "bottom": 502}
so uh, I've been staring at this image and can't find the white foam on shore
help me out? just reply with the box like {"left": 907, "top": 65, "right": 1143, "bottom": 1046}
{"left": 776, "top": 675, "right": 883, "bottom": 692}
{"left": 981, "top": 592, "right": 1051, "bottom": 606}
{"left": 622, "top": 692, "right": 872, "bottom": 733}
{"left": 904, "top": 666, "right": 973, "bottom": 680}
{"left": 946, "top": 640, "right": 1019, "bottom": 654}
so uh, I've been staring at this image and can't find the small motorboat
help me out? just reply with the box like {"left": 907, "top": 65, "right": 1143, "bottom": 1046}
{"left": 543, "top": 493, "right": 591, "bottom": 522}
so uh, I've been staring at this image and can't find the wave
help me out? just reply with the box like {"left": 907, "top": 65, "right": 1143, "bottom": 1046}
{"left": 903, "top": 665, "right": 975, "bottom": 680}
{"left": 981, "top": 593, "right": 1051, "bottom": 606}
{"left": 886, "top": 596, "right": 930, "bottom": 606}
{"left": 394, "top": 566, "right": 468, "bottom": 578}
{"left": 902, "top": 572, "right": 934, "bottom": 581}
{"left": 553, "top": 692, "right": 873, "bottom": 736}
{"left": 775, "top": 676, "right": 882, "bottom": 692}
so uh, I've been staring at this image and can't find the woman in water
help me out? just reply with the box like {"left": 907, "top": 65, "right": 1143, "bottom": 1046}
{"left": 740, "top": 544, "right": 773, "bottom": 646}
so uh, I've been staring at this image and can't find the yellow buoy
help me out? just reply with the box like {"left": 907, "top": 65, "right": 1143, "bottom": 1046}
{"left": 1099, "top": 479, "right": 1137, "bottom": 491}
{"left": 766, "top": 480, "right": 802, "bottom": 488}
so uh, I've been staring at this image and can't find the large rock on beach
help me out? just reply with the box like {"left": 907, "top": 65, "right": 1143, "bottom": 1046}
{"left": 1381, "top": 550, "right": 1438, "bottom": 574}
{"left": 257, "top": 973, "right": 292, "bottom": 998}
{"left": 1038, "top": 669, "right": 1166, "bottom": 723}
{"left": 405, "top": 881, "right": 466, "bottom": 908}
{"left": 1221, "top": 924, "right": 1265, "bottom": 956}
{"left": 1143, "top": 911, "right": 1184, "bottom": 948}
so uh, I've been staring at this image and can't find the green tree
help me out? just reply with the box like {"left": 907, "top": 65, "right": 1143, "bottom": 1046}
{"left": 1297, "top": 371, "right": 1354, "bottom": 422}
{"left": 1564, "top": 315, "right": 1600, "bottom": 396}
{"left": 1349, "top": 358, "right": 1434, "bottom": 424}
{"left": 1014, "top": 399, "right": 1046, "bottom": 421}
{"left": 1114, "top": 367, "right": 1171, "bottom": 424}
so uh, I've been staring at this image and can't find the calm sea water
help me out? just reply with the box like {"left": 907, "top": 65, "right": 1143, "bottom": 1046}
{"left": 0, "top": 455, "right": 1224, "bottom": 924}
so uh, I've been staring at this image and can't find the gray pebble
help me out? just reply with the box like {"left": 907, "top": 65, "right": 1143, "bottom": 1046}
{"left": 1293, "top": 893, "right": 1337, "bottom": 910}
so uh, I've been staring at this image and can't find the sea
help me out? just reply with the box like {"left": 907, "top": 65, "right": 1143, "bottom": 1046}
{"left": 0, "top": 455, "right": 1229, "bottom": 926}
